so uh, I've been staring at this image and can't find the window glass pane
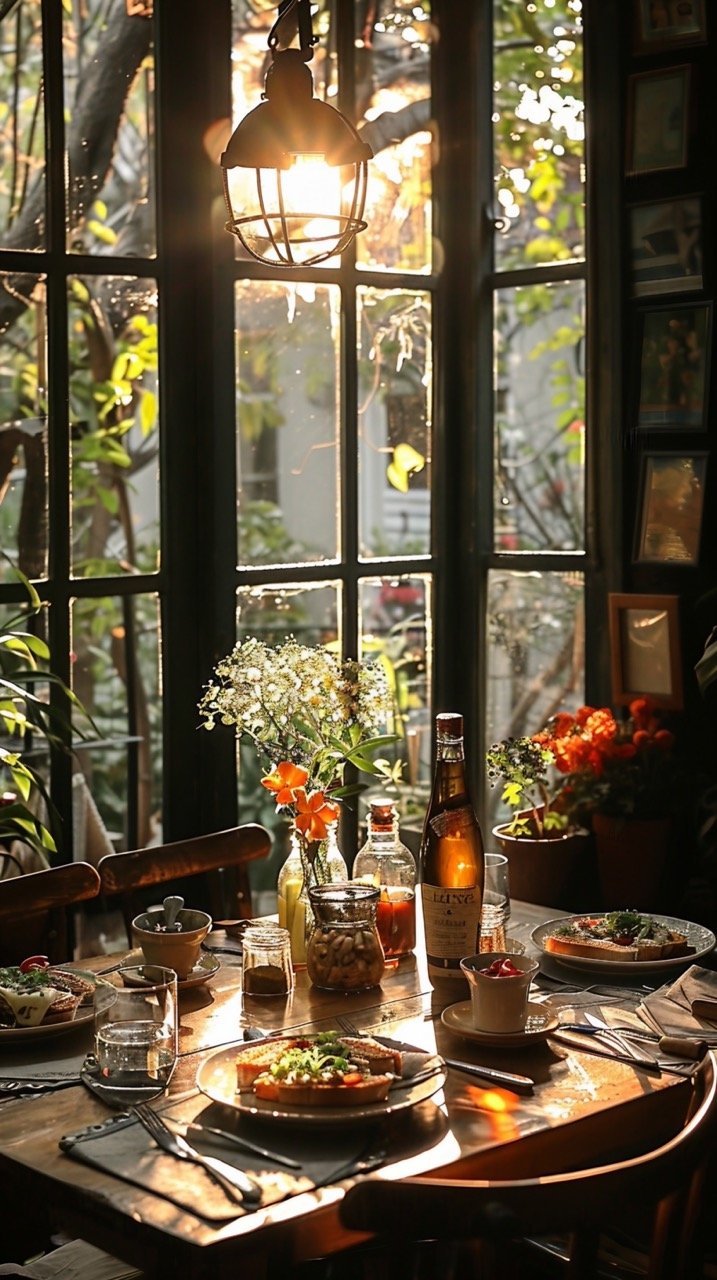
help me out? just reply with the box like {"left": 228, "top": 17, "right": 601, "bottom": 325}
{"left": 236, "top": 582, "right": 339, "bottom": 648}
{"left": 485, "top": 568, "right": 584, "bottom": 828}
{"left": 356, "top": 3, "right": 433, "bottom": 274}
{"left": 69, "top": 274, "right": 159, "bottom": 578}
{"left": 236, "top": 281, "right": 340, "bottom": 567}
{"left": 0, "top": 0, "right": 44, "bottom": 251}
{"left": 359, "top": 572, "right": 432, "bottom": 803}
{"left": 235, "top": 581, "right": 339, "bottom": 880}
{"left": 494, "top": 280, "right": 585, "bottom": 552}
{"left": 0, "top": 272, "right": 48, "bottom": 581}
{"left": 71, "top": 592, "right": 162, "bottom": 852}
{"left": 493, "top": 0, "right": 584, "bottom": 271}
{"left": 63, "top": 4, "right": 155, "bottom": 257}
{"left": 358, "top": 288, "right": 431, "bottom": 558}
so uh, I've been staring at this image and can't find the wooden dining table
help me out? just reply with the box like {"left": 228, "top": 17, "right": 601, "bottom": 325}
{"left": 0, "top": 900, "right": 697, "bottom": 1279}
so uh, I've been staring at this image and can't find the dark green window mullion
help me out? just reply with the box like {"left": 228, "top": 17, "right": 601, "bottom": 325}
{"left": 583, "top": 0, "right": 623, "bottom": 707}
{"left": 154, "top": 0, "right": 229, "bottom": 840}
{"left": 431, "top": 0, "right": 486, "bottom": 794}
{"left": 336, "top": 0, "right": 363, "bottom": 858}
{"left": 42, "top": 0, "right": 74, "bottom": 859}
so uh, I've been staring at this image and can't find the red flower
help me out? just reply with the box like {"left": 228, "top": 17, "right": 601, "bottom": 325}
{"left": 261, "top": 761, "right": 309, "bottom": 806}
{"left": 294, "top": 789, "right": 340, "bottom": 842}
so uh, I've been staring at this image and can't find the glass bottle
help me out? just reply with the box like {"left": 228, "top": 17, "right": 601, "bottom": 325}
{"left": 317, "top": 821, "right": 348, "bottom": 883}
{"left": 353, "top": 797, "right": 416, "bottom": 958}
{"left": 419, "top": 712, "right": 485, "bottom": 985}
{"left": 306, "top": 883, "right": 385, "bottom": 991}
{"left": 277, "top": 832, "right": 309, "bottom": 965}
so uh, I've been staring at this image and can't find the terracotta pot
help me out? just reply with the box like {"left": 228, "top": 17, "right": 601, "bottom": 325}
{"left": 592, "top": 813, "right": 672, "bottom": 912}
{"left": 491, "top": 824, "right": 594, "bottom": 911}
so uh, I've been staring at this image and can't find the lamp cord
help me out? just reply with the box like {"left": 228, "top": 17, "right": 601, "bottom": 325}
{"left": 269, "top": 0, "right": 318, "bottom": 61}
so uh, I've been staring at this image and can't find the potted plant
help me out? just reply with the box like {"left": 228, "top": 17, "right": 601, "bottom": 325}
{"left": 538, "top": 699, "right": 687, "bottom": 911}
{"left": 486, "top": 733, "right": 592, "bottom": 910}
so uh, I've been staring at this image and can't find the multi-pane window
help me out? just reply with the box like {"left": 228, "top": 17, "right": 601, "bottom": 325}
{"left": 0, "top": 0, "right": 591, "bottom": 877}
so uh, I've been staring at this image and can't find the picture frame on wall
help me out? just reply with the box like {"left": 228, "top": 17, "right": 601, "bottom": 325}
{"left": 633, "top": 451, "right": 707, "bottom": 566}
{"left": 635, "top": 301, "right": 711, "bottom": 430}
{"left": 633, "top": 0, "right": 707, "bottom": 55}
{"left": 626, "top": 66, "right": 691, "bottom": 176}
{"left": 629, "top": 195, "right": 703, "bottom": 298}
{"left": 608, "top": 593, "right": 683, "bottom": 710}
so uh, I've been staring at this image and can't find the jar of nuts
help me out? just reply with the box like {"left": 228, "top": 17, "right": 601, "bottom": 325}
{"left": 306, "top": 882, "right": 386, "bottom": 992}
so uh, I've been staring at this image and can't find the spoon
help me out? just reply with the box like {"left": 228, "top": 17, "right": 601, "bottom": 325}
{"left": 162, "top": 895, "right": 184, "bottom": 932}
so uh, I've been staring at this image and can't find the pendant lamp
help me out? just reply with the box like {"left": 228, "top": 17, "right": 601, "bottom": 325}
{"left": 220, "top": 0, "right": 372, "bottom": 267}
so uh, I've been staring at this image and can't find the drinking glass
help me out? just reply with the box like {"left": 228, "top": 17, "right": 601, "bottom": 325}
{"left": 480, "top": 852, "right": 511, "bottom": 952}
{"left": 92, "top": 965, "right": 178, "bottom": 1102}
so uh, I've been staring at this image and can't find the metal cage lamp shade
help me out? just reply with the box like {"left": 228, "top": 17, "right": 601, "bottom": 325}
{"left": 220, "top": 4, "right": 372, "bottom": 267}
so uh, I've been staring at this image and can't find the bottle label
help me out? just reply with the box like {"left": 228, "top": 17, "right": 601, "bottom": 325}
{"left": 429, "top": 804, "right": 478, "bottom": 838}
{"left": 421, "top": 883, "right": 482, "bottom": 975}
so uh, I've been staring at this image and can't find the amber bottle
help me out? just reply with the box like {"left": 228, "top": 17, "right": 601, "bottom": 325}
{"left": 419, "top": 712, "right": 485, "bottom": 984}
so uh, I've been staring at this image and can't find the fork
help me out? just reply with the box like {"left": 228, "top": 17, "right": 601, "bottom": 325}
{"left": 131, "top": 1102, "right": 262, "bottom": 1206}
{"left": 336, "top": 1015, "right": 362, "bottom": 1036}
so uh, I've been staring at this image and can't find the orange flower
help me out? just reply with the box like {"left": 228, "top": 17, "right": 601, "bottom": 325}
{"left": 294, "top": 789, "right": 340, "bottom": 842}
{"left": 261, "top": 761, "right": 309, "bottom": 807}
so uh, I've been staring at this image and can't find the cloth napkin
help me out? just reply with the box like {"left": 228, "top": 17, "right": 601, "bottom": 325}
{"left": 639, "top": 965, "right": 717, "bottom": 1046}
{"left": 59, "top": 1087, "right": 445, "bottom": 1222}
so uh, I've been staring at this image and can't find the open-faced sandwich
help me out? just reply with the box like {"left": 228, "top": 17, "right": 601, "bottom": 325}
{"left": 236, "top": 1030, "right": 403, "bottom": 1107}
{"left": 0, "top": 956, "right": 95, "bottom": 1028}
{"left": 543, "top": 911, "right": 694, "bottom": 963}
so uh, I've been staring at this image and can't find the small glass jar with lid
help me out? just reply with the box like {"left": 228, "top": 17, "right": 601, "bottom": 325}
{"left": 242, "top": 924, "right": 294, "bottom": 997}
{"left": 353, "top": 797, "right": 417, "bottom": 958}
{"left": 306, "top": 882, "right": 385, "bottom": 991}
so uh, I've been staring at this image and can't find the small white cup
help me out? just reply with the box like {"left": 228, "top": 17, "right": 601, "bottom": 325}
{"left": 460, "top": 951, "right": 538, "bottom": 1033}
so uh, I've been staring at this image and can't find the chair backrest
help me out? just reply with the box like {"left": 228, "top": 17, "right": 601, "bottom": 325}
{"left": 340, "top": 1051, "right": 717, "bottom": 1280}
{"left": 97, "top": 823, "right": 272, "bottom": 940}
{"left": 0, "top": 861, "right": 102, "bottom": 964}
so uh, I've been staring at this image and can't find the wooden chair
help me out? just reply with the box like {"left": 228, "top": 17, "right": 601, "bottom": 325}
{"left": 96, "top": 823, "right": 272, "bottom": 941}
{"left": 339, "top": 1051, "right": 717, "bottom": 1280}
{"left": 0, "top": 861, "right": 101, "bottom": 964}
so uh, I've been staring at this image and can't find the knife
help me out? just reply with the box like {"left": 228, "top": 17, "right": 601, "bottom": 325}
{"left": 443, "top": 1058, "right": 534, "bottom": 1094}
{"left": 177, "top": 1121, "right": 302, "bottom": 1170}
{"left": 584, "top": 1013, "right": 707, "bottom": 1060}
{"left": 550, "top": 1030, "right": 662, "bottom": 1074}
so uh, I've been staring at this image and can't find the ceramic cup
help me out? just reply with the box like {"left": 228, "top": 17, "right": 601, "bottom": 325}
{"left": 460, "top": 950, "right": 539, "bottom": 1033}
{"left": 131, "top": 907, "right": 212, "bottom": 980}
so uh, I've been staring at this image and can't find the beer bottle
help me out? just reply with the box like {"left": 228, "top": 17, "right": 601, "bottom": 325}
{"left": 419, "top": 712, "right": 485, "bottom": 984}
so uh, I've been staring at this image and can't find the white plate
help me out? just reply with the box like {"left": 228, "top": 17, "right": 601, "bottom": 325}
{"left": 441, "top": 1000, "right": 559, "bottom": 1048}
{"left": 123, "top": 949, "right": 221, "bottom": 989}
{"left": 0, "top": 1003, "right": 95, "bottom": 1044}
{"left": 532, "top": 913, "right": 716, "bottom": 974}
{"left": 196, "top": 1036, "right": 447, "bottom": 1125}
{"left": 0, "top": 967, "right": 99, "bottom": 1043}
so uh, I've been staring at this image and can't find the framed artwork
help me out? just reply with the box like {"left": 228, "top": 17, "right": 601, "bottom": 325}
{"left": 626, "top": 66, "right": 691, "bottom": 176}
{"left": 633, "top": 451, "right": 707, "bottom": 566}
{"left": 633, "top": 0, "right": 707, "bottom": 54}
{"left": 635, "top": 301, "right": 711, "bottom": 430}
{"left": 608, "top": 594, "right": 683, "bottom": 710}
{"left": 629, "top": 195, "right": 703, "bottom": 298}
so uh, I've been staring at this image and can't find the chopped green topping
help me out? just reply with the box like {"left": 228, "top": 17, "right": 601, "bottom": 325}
{"left": 0, "top": 966, "right": 60, "bottom": 993}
